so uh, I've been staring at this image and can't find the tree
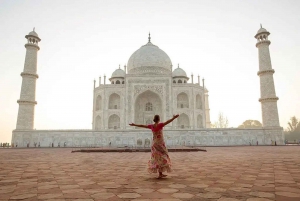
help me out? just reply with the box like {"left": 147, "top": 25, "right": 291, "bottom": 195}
{"left": 211, "top": 112, "right": 229, "bottom": 128}
{"left": 238, "top": 120, "right": 262, "bottom": 128}
{"left": 287, "top": 116, "right": 300, "bottom": 132}
{"left": 285, "top": 116, "right": 300, "bottom": 141}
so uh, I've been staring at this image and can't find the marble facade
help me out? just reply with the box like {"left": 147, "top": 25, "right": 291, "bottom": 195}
{"left": 12, "top": 128, "right": 284, "bottom": 147}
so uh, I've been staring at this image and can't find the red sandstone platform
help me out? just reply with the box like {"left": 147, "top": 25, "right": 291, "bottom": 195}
{"left": 71, "top": 146, "right": 206, "bottom": 153}
{"left": 0, "top": 146, "right": 300, "bottom": 201}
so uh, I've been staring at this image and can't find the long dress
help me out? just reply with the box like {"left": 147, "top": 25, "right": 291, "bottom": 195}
{"left": 147, "top": 123, "right": 172, "bottom": 173}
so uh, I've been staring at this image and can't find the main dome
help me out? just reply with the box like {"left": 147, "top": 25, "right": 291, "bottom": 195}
{"left": 127, "top": 39, "right": 172, "bottom": 75}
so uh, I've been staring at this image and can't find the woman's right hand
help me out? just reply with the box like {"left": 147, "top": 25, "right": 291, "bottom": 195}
{"left": 173, "top": 114, "right": 179, "bottom": 119}
{"left": 129, "top": 123, "right": 135, "bottom": 126}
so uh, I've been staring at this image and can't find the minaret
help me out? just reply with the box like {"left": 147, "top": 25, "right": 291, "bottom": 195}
{"left": 16, "top": 28, "right": 41, "bottom": 130}
{"left": 255, "top": 25, "right": 280, "bottom": 127}
{"left": 205, "top": 91, "right": 211, "bottom": 128}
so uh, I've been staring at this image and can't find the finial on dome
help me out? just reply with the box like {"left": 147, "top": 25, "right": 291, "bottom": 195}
{"left": 119, "top": 64, "right": 120, "bottom": 69}
{"left": 33, "top": 27, "right": 35, "bottom": 31}
{"left": 178, "top": 64, "right": 179, "bottom": 68}
{"left": 260, "top": 24, "right": 262, "bottom": 28}
{"left": 148, "top": 32, "right": 151, "bottom": 43}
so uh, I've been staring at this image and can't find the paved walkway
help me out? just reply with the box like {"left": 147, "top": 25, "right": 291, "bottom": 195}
{"left": 0, "top": 146, "right": 300, "bottom": 201}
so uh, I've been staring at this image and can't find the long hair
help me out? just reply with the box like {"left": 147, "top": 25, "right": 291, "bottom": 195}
{"left": 153, "top": 115, "right": 160, "bottom": 123}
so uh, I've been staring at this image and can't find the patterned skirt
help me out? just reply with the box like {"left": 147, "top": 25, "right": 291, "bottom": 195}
{"left": 147, "top": 139, "right": 172, "bottom": 173}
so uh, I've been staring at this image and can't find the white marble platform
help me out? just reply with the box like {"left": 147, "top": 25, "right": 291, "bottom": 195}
{"left": 12, "top": 127, "right": 284, "bottom": 147}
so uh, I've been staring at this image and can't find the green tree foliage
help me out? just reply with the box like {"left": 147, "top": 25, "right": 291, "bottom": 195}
{"left": 211, "top": 112, "right": 229, "bottom": 128}
{"left": 285, "top": 116, "right": 300, "bottom": 141}
{"left": 238, "top": 120, "right": 262, "bottom": 128}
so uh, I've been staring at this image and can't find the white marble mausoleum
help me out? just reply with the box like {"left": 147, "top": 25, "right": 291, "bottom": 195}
{"left": 12, "top": 27, "right": 285, "bottom": 147}
{"left": 93, "top": 34, "right": 210, "bottom": 131}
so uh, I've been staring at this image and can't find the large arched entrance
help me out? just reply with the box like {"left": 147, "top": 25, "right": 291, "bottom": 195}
{"left": 134, "top": 90, "right": 162, "bottom": 126}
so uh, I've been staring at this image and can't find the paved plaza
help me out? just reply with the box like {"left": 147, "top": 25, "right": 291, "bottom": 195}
{"left": 0, "top": 146, "right": 300, "bottom": 201}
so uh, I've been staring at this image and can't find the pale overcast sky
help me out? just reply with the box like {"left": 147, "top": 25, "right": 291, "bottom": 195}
{"left": 0, "top": 0, "right": 299, "bottom": 142}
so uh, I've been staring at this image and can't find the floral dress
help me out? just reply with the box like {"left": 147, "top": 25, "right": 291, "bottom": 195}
{"left": 147, "top": 123, "right": 172, "bottom": 173}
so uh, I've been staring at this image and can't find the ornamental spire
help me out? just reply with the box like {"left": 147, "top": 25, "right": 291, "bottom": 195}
{"left": 260, "top": 24, "right": 262, "bottom": 28}
{"left": 148, "top": 32, "right": 151, "bottom": 43}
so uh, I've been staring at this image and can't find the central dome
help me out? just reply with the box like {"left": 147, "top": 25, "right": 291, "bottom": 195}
{"left": 127, "top": 39, "right": 172, "bottom": 75}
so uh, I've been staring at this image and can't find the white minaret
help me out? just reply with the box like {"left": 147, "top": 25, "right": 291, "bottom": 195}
{"left": 205, "top": 91, "right": 211, "bottom": 128}
{"left": 16, "top": 28, "right": 41, "bottom": 130}
{"left": 255, "top": 25, "right": 280, "bottom": 127}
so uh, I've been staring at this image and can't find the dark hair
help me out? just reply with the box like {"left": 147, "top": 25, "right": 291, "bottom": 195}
{"left": 153, "top": 115, "right": 160, "bottom": 123}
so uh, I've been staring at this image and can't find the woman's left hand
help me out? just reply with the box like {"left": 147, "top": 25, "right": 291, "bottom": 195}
{"left": 129, "top": 123, "right": 135, "bottom": 126}
{"left": 173, "top": 114, "right": 179, "bottom": 118}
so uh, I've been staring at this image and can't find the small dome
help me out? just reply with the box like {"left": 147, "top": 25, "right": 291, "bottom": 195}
{"left": 172, "top": 67, "right": 187, "bottom": 77}
{"left": 28, "top": 30, "right": 39, "bottom": 37}
{"left": 111, "top": 68, "right": 125, "bottom": 78}
{"left": 255, "top": 26, "right": 270, "bottom": 38}
{"left": 25, "top": 28, "right": 41, "bottom": 41}
{"left": 257, "top": 27, "right": 268, "bottom": 34}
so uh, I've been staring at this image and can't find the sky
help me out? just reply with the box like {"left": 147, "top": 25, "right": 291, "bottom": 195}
{"left": 0, "top": 0, "right": 299, "bottom": 142}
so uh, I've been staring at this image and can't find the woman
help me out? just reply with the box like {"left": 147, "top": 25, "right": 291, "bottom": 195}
{"left": 129, "top": 114, "right": 179, "bottom": 178}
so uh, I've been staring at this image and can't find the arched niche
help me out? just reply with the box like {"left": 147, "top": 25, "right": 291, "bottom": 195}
{"left": 109, "top": 93, "right": 121, "bottom": 109}
{"left": 116, "top": 80, "right": 120, "bottom": 84}
{"left": 134, "top": 90, "right": 162, "bottom": 125}
{"left": 96, "top": 95, "right": 102, "bottom": 110}
{"left": 177, "top": 113, "right": 190, "bottom": 129}
{"left": 196, "top": 94, "right": 202, "bottom": 109}
{"left": 95, "top": 116, "right": 101, "bottom": 130}
{"left": 108, "top": 114, "right": 120, "bottom": 129}
{"left": 177, "top": 92, "right": 189, "bottom": 108}
{"left": 197, "top": 114, "right": 203, "bottom": 128}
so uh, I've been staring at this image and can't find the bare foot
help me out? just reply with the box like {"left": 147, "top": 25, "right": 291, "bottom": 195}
{"left": 157, "top": 174, "right": 167, "bottom": 179}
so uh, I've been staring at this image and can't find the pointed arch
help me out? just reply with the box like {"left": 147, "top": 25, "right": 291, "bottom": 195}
{"left": 96, "top": 95, "right": 102, "bottom": 110}
{"left": 116, "top": 80, "right": 120, "bottom": 84}
{"left": 108, "top": 114, "right": 120, "bottom": 129}
{"left": 95, "top": 116, "right": 101, "bottom": 130}
{"left": 177, "top": 92, "right": 189, "bottom": 108}
{"left": 197, "top": 114, "right": 203, "bottom": 128}
{"left": 177, "top": 113, "right": 190, "bottom": 129}
{"left": 134, "top": 90, "right": 162, "bottom": 125}
{"left": 109, "top": 93, "right": 121, "bottom": 109}
{"left": 196, "top": 94, "right": 202, "bottom": 109}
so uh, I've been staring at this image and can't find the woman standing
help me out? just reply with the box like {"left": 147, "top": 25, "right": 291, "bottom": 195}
{"left": 129, "top": 114, "right": 179, "bottom": 178}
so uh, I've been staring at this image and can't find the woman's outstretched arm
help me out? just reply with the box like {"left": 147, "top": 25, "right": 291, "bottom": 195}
{"left": 129, "top": 123, "right": 148, "bottom": 129}
{"left": 163, "top": 114, "right": 179, "bottom": 126}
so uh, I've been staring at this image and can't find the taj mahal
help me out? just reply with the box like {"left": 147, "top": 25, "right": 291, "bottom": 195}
{"left": 93, "top": 34, "right": 210, "bottom": 131}
{"left": 12, "top": 26, "right": 284, "bottom": 147}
